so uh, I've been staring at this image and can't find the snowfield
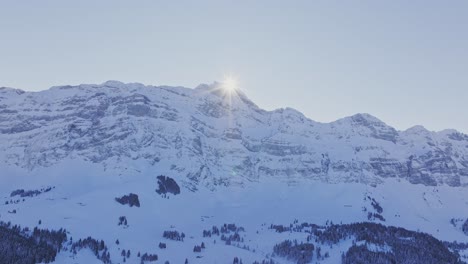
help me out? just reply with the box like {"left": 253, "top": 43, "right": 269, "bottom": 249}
{"left": 1, "top": 160, "right": 467, "bottom": 263}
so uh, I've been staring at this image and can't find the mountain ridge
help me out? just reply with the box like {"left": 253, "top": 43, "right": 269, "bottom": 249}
{"left": 1, "top": 80, "right": 467, "bottom": 189}
{"left": 3, "top": 80, "right": 465, "bottom": 134}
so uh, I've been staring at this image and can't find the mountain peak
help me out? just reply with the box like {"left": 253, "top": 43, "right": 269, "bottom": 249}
{"left": 349, "top": 113, "right": 386, "bottom": 124}
{"left": 101, "top": 80, "right": 127, "bottom": 88}
{"left": 0, "top": 86, "right": 25, "bottom": 96}
{"left": 404, "top": 125, "right": 430, "bottom": 134}
{"left": 332, "top": 113, "right": 398, "bottom": 142}
{"left": 194, "top": 81, "right": 259, "bottom": 109}
{"left": 334, "top": 113, "right": 393, "bottom": 129}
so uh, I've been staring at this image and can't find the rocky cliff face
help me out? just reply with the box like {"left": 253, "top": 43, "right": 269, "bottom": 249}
{"left": 1, "top": 81, "right": 467, "bottom": 189}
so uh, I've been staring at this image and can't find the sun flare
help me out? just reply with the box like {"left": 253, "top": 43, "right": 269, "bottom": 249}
{"left": 222, "top": 75, "right": 238, "bottom": 92}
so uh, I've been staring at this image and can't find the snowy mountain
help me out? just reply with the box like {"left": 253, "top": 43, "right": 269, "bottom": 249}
{"left": 1, "top": 81, "right": 467, "bottom": 188}
{"left": 0, "top": 81, "right": 467, "bottom": 264}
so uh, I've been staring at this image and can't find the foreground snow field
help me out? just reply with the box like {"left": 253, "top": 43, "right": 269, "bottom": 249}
{"left": 1, "top": 159, "right": 467, "bottom": 263}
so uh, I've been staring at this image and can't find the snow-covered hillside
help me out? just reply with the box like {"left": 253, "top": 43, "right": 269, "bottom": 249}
{"left": 0, "top": 81, "right": 467, "bottom": 264}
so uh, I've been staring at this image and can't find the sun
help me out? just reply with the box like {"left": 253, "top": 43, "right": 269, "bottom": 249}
{"left": 222, "top": 75, "right": 238, "bottom": 92}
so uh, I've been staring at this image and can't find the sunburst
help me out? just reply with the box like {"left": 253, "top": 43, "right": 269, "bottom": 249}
{"left": 222, "top": 75, "right": 238, "bottom": 93}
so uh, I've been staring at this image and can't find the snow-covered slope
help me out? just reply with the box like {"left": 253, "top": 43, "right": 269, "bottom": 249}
{"left": 0, "top": 81, "right": 467, "bottom": 264}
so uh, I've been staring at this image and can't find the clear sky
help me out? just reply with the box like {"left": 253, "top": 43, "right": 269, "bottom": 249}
{"left": 1, "top": 1, "right": 467, "bottom": 133}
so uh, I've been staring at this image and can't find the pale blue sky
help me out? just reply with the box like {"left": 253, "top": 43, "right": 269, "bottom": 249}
{"left": 1, "top": 1, "right": 467, "bottom": 133}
